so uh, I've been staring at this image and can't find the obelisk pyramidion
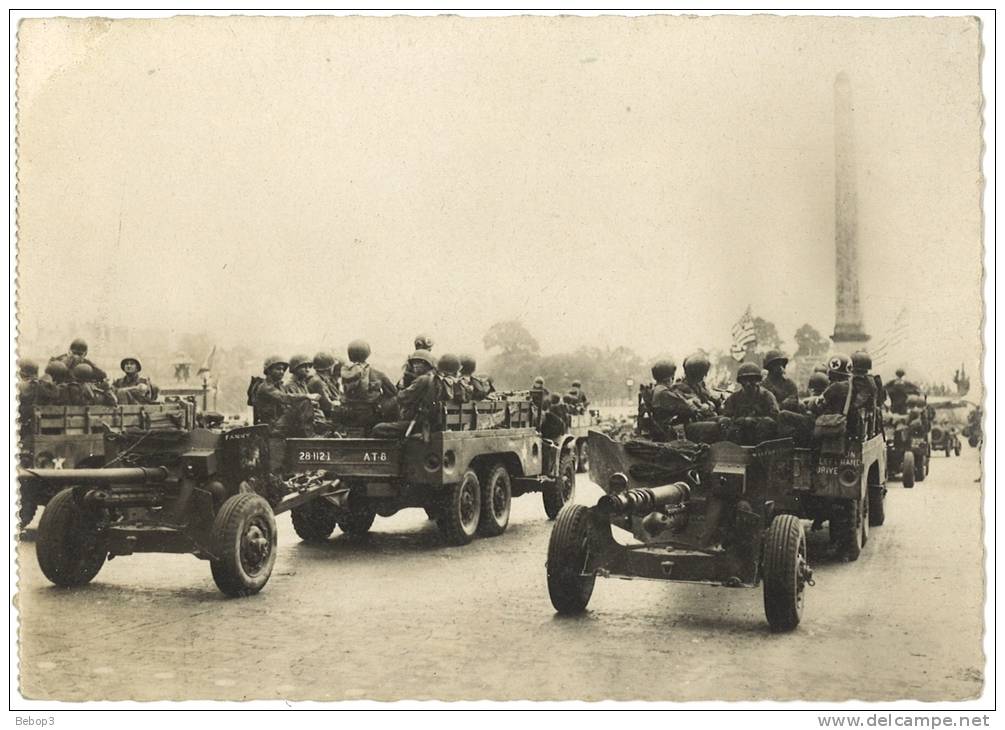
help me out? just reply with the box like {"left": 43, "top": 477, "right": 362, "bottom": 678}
{"left": 831, "top": 71, "right": 870, "bottom": 347}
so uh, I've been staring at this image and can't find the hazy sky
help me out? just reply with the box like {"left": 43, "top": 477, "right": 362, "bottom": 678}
{"left": 16, "top": 15, "right": 984, "bottom": 384}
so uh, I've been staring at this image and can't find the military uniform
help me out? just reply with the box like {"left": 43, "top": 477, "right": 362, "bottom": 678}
{"left": 884, "top": 376, "right": 921, "bottom": 414}
{"left": 461, "top": 374, "right": 494, "bottom": 401}
{"left": 307, "top": 373, "right": 341, "bottom": 418}
{"left": 113, "top": 374, "right": 158, "bottom": 404}
{"left": 650, "top": 382, "right": 702, "bottom": 437}
{"left": 254, "top": 379, "right": 317, "bottom": 437}
{"left": 763, "top": 374, "right": 799, "bottom": 411}
{"left": 722, "top": 387, "right": 780, "bottom": 419}
{"left": 53, "top": 353, "right": 107, "bottom": 381}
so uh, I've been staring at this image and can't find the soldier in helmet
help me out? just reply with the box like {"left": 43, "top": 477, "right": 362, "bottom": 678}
{"left": 399, "top": 334, "right": 435, "bottom": 389}
{"left": 568, "top": 380, "right": 589, "bottom": 413}
{"left": 42, "top": 360, "right": 72, "bottom": 404}
{"left": 722, "top": 363, "right": 780, "bottom": 420}
{"left": 435, "top": 353, "right": 468, "bottom": 404}
{"left": 308, "top": 351, "right": 342, "bottom": 418}
{"left": 253, "top": 355, "right": 321, "bottom": 437}
{"left": 17, "top": 360, "right": 52, "bottom": 438}
{"left": 284, "top": 354, "right": 314, "bottom": 396}
{"left": 801, "top": 371, "right": 830, "bottom": 416}
{"left": 819, "top": 353, "right": 874, "bottom": 436}
{"left": 529, "top": 376, "right": 550, "bottom": 422}
{"left": 646, "top": 359, "right": 705, "bottom": 440}
{"left": 459, "top": 355, "right": 494, "bottom": 401}
{"left": 371, "top": 350, "right": 439, "bottom": 438}
{"left": 113, "top": 357, "right": 159, "bottom": 404}
{"left": 762, "top": 350, "right": 799, "bottom": 411}
{"left": 52, "top": 338, "right": 107, "bottom": 381}
{"left": 342, "top": 340, "right": 396, "bottom": 404}
{"left": 673, "top": 353, "right": 721, "bottom": 413}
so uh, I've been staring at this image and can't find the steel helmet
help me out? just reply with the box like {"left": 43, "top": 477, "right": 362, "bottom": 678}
{"left": 45, "top": 360, "right": 69, "bottom": 381}
{"left": 763, "top": 350, "right": 788, "bottom": 370}
{"left": 414, "top": 334, "right": 434, "bottom": 351}
{"left": 289, "top": 354, "right": 312, "bottom": 372}
{"left": 850, "top": 350, "right": 872, "bottom": 375}
{"left": 69, "top": 338, "right": 88, "bottom": 355}
{"left": 533, "top": 376, "right": 545, "bottom": 388}
{"left": 683, "top": 353, "right": 711, "bottom": 379}
{"left": 313, "top": 351, "right": 336, "bottom": 370}
{"left": 19, "top": 359, "right": 39, "bottom": 378}
{"left": 347, "top": 339, "right": 371, "bottom": 363}
{"left": 120, "top": 357, "right": 142, "bottom": 372}
{"left": 827, "top": 354, "right": 852, "bottom": 379}
{"left": 408, "top": 349, "right": 436, "bottom": 369}
{"left": 651, "top": 359, "right": 677, "bottom": 381}
{"left": 71, "top": 363, "right": 94, "bottom": 382}
{"left": 459, "top": 354, "right": 477, "bottom": 375}
{"left": 263, "top": 355, "right": 289, "bottom": 374}
{"left": 736, "top": 362, "right": 763, "bottom": 382}
{"left": 437, "top": 353, "right": 461, "bottom": 375}
{"left": 808, "top": 372, "right": 829, "bottom": 394}
{"left": 571, "top": 380, "right": 582, "bottom": 388}
{"left": 895, "top": 368, "right": 906, "bottom": 378}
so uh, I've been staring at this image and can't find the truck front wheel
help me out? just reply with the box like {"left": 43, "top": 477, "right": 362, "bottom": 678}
{"left": 762, "top": 514, "right": 809, "bottom": 632}
{"left": 36, "top": 488, "right": 106, "bottom": 587}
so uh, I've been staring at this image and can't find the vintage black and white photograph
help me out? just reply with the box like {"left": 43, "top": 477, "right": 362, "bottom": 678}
{"left": 11, "top": 10, "right": 991, "bottom": 709}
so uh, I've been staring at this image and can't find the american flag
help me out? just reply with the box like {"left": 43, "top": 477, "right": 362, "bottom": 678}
{"left": 730, "top": 307, "right": 757, "bottom": 362}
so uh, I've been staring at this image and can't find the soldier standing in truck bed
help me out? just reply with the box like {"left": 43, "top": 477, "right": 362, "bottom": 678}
{"left": 307, "top": 351, "right": 342, "bottom": 418}
{"left": 761, "top": 350, "right": 799, "bottom": 411}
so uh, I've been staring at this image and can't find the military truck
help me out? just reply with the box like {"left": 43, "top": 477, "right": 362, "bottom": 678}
{"left": 20, "top": 424, "right": 328, "bottom": 597}
{"left": 884, "top": 411, "right": 929, "bottom": 488}
{"left": 567, "top": 410, "right": 603, "bottom": 473}
{"left": 547, "top": 432, "right": 815, "bottom": 631}
{"left": 282, "top": 396, "right": 579, "bottom": 546}
{"left": 17, "top": 400, "right": 198, "bottom": 527}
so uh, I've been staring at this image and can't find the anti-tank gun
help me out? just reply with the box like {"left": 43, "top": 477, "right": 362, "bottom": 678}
{"left": 545, "top": 431, "right": 814, "bottom": 632}
{"left": 20, "top": 424, "right": 315, "bottom": 597}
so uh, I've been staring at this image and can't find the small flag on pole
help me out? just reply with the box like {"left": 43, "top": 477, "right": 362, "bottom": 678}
{"left": 197, "top": 346, "right": 217, "bottom": 376}
{"left": 731, "top": 307, "right": 757, "bottom": 362}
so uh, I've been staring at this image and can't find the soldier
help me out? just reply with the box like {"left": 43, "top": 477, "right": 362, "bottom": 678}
{"left": 253, "top": 355, "right": 320, "bottom": 437}
{"left": 529, "top": 376, "right": 550, "bottom": 420}
{"left": 113, "top": 357, "right": 159, "bottom": 404}
{"left": 722, "top": 363, "right": 780, "bottom": 420}
{"left": 42, "top": 360, "right": 72, "bottom": 404}
{"left": 807, "top": 371, "right": 829, "bottom": 397}
{"left": 399, "top": 334, "right": 435, "bottom": 389}
{"left": 53, "top": 338, "right": 107, "bottom": 381}
{"left": 568, "top": 380, "right": 589, "bottom": 412}
{"left": 17, "top": 360, "right": 45, "bottom": 439}
{"left": 284, "top": 354, "right": 314, "bottom": 396}
{"left": 762, "top": 350, "right": 799, "bottom": 411}
{"left": 820, "top": 354, "right": 867, "bottom": 423}
{"left": 371, "top": 350, "right": 438, "bottom": 438}
{"left": 458, "top": 355, "right": 494, "bottom": 401}
{"left": 885, "top": 368, "right": 921, "bottom": 414}
{"left": 342, "top": 340, "right": 396, "bottom": 403}
{"left": 308, "top": 351, "right": 342, "bottom": 418}
{"left": 435, "top": 353, "right": 468, "bottom": 404}
{"left": 648, "top": 359, "right": 706, "bottom": 439}
{"left": 674, "top": 353, "right": 720, "bottom": 413}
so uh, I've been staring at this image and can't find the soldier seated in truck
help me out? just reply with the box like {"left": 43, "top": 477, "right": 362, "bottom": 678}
{"left": 113, "top": 357, "right": 160, "bottom": 404}
{"left": 253, "top": 355, "right": 321, "bottom": 437}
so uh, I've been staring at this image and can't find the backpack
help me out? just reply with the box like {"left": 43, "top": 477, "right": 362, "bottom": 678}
{"left": 342, "top": 363, "right": 375, "bottom": 402}
{"left": 247, "top": 376, "right": 264, "bottom": 406}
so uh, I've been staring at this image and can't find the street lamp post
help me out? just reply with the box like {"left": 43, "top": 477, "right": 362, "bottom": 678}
{"left": 625, "top": 377, "right": 635, "bottom": 407}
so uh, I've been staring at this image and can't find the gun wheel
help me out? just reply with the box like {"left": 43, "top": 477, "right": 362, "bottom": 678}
{"left": 36, "top": 488, "right": 107, "bottom": 587}
{"left": 437, "top": 470, "right": 481, "bottom": 545}
{"left": 477, "top": 463, "right": 512, "bottom": 537}
{"left": 542, "top": 454, "right": 577, "bottom": 520}
{"left": 762, "top": 514, "right": 809, "bottom": 632}
{"left": 210, "top": 493, "right": 277, "bottom": 597}
{"left": 547, "top": 504, "right": 595, "bottom": 614}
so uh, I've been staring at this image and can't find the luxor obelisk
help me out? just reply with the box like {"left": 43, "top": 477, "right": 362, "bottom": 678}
{"left": 831, "top": 71, "right": 870, "bottom": 347}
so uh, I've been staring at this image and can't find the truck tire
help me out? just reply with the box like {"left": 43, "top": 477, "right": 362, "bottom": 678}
{"left": 575, "top": 440, "right": 590, "bottom": 474}
{"left": 762, "top": 514, "right": 808, "bottom": 632}
{"left": 955, "top": 442, "right": 962, "bottom": 457}
{"left": 547, "top": 504, "right": 596, "bottom": 614}
{"left": 915, "top": 453, "right": 927, "bottom": 483}
{"left": 477, "top": 463, "right": 512, "bottom": 537}
{"left": 901, "top": 452, "right": 915, "bottom": 488}
{"left": 210, "top": 493, "right": 277, "bottom": 597}
{"left": 868, "top": 485, "right": 886, "bottom": 526}
{"left": 834, "top": 499, "right": 865, "bottom": 562}
{"left": 542, "top": 454, "right": 577, "bottom": 520}
{"left": 290, "top": 499, "right": 339, "bottom": 543}
{"left": 437, "top": 470, "right": 481, "bottom": 545}
{"left": 338, "top": 508, "right": 376, "bottom": 538}
{"left": 36, "top": 488, "right": 106, "bottom": 587}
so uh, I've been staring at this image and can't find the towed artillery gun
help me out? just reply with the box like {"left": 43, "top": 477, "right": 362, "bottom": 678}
{"left": 283, "top": 395, "right": 580, "bottom": 546}
{"left": 547, "top": 431, "right": 814, "bottom": 631}
{"left": 20, "top": 425, "right": 318, "bottom": 597}
{"left": 17, "top": 400, "right": 198, "bottom": 527}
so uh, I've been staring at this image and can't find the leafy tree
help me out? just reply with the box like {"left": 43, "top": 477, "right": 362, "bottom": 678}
{"left": 793, "top": 323, "right": 829, "bottom": 358}
{"left": 483, "top": 320, "right": 540, "bottom": 358}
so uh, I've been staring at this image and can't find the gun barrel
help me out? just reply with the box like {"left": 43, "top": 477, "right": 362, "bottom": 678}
{"left": 17, "top": 466, "right": 170, "bottom": 485}
{"left": 597, "top": 482, "right": 691, "bottom": 516}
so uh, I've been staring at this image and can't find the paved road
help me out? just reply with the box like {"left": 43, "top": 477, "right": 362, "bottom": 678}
{"left": 16, "top": 447, "right": 985, "bottom": 701}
